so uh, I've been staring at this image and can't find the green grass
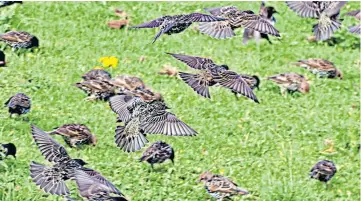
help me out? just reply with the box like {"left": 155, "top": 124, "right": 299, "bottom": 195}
{"left": 0, "top": 1, "right": 360, "bottom": 201}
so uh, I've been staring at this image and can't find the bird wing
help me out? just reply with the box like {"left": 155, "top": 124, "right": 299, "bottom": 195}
{"left": 268, "top": 73, "right": 304, "bottom": 84}
{"left": 152, "top": 22, "right": 175, "bottom": 43}
{"left": 204, "top": 6, "right": 239, "bottom": 17}
{"left": 214, "top": 71, "right": 259, "bottom": 103}
{"left": 186, "top": 13, "right": 226, "bottom": 22}
{"left": 0, "top": 31, "right": 29, "bottom": 43}
{"left": 199, "top": 21, "right": 236, "bottom": 39}
{"left": 79, "top": 168, "right": 122, "bottom": 195}
{"left": 31, "top": 125, "right": 70, "bottom": 163}
{"left": 109, "top": 95, "right": 137, "bottom": 122}
{"left": 207, "top": 175, "right": 242, "bottom": 194}
{"left": 236, "top": 14, "right": 280, "bottom": 37}
{"left": 179, "top": 71, "right": 212, "bottom": 99}
{"left": 285, "top": 1, "right": 322, "bottom": 18}
{"left": 115, "top": 119, "right": 149, "bottom": 153}
{"left": 324, "top": 1, "right": 347, "bottom": 17}
{"left": 130, "top": 17, "right": 165, "bottom": 28}
{"left": 52, "top": 124, "right": 91, "bottom": 138}
{"left": 346, "top": 10, "right": 361, "bottom": 20}
{"left": 4, "top": 95, "right": 14, "bottom": 107}
{"left": 166, "top": 53, "right": 214, "bottom": 69}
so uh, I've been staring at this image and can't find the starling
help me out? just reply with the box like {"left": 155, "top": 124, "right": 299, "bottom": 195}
{"left": 139, "top": 141, "right": 175, "bottom": 169}
{"left": 109, "top": 95, "right": 197, "bottom": 153}
{"left": 167, "top": 53, "right": 259, "bottom": 103}
{"left": 29, "top": 125, "right": 89, "bottom": 196}
{"left": 310, "top": 160, "right": 337, "bottom": 182}
{"left": 110, "top": 75, "right": 146, "bottom": 91}
{"left": 74, "top": 170, "right": 128, "bottom": 201}
{"left": 285, "top": 1, "right": 347, "bottom": 41}
{"left": 240, "top": 74, "right": 260, "bottom": 90}
{"left": 0, "top": 1, "right": 22, "bottom": 8}
{"left": 0, "top": 31, "right": 39, "bottom": 49}
{"left": 130, "top": 13, "right": 226, "bottom": 43}
{"left": 4, "top": 93, "right": 31, "bottom": 117}
{"left": 346, "top": 10, "right": 360, "bottom": 34}
{"left": 47, "top": 124, "right": 97, "bottom": 148}
{"left": 0, "top": 50, "right": 5, "bottom": 66}
{"left": 198, "top": 171, "right": 249, "bottom": 200}
{"left": 73, "top": 79, "right": 116, "bottom": 101}
{"left": 0, "top": 143, "right": 16, "bottom": 159}
{"left": 292, "top": 59, "right": 343, "bottom": 79}
{"left": 199, "top": 5, "right": 280, "bottom": 39}
{"left": 82, "top": 69, "right": 112, "bottom": 81}
{"left": 267, "top": 73, "right": 310, "bottom": 94}
{"left": 243, "top": 2, "right": 278, "bottom": 44}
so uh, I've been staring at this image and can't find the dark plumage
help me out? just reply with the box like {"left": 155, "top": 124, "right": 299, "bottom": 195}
{"left": 4, "top": 93, "right": 31, "bottom": 117}
{"left": 47, "top": 124, "right": 97, "bottom": 147}
{"left": 0, "top": 31, "right": 39, "bottom": 49}
{"left": 167, "top": 53, "right": 259, "bottom": 103}
{"left": 198, "top": 171, "right": 249, "bottom": 200}
{"left": 0, "top": 1, "right": 22, "bottom": 8}
{"left": 346, "top": 10, "right": 360, "bottom": 34}
{"left": 240, "top": 74, "right": 260, "bottom": 90}
{"left": 73, "top": 79, "right": 116, "bottom": 101}
{"left": 0, "top": 50, "right": 5, "bottom": 66}
{"left": 199, "top": 5, "right": 280, "bottom": 39}
{"left": 74, "top": 170, "right": 128, "bottom": 201}
{"left": 243, "top": 2, "right": 278, "bottom": 44}
{"left": 109, "top": 95, "right": 197, "bottom": 153}
{"left": 82, "top": 69, "right": 112, "bottom": 81}
{"left": 267, "top": 73, "right": 310, "bottom": 94}
{"left": 130, "top": 13, "right": 226, "bottom": 43}
{"left": 310, "top": 160, "right": 337, "bottom": 182}
{"left": 292, "top": 59, "right": 343, "bottom": 79}
{"left": 285, "top": 1, "right": 347, "bottom": 41}
{"left": 0, "top": 143, "right": 16, "bottom": 159}
{"left": 140, "top": 141, "right": 174, "bottom": 168}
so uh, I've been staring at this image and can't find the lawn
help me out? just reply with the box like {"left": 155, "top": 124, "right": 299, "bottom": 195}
{"left": 0, "top": 1, "right": 360, "bottom": 201}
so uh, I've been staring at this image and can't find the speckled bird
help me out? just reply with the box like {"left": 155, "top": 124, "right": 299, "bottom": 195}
{"left": 243, "top": 2, "right": 278, "bottom": 44}
{"left": 82, "top": 69, "right": 112, "bottom": 81}
{"left": 73, "top": 79, "right": 116, "bottom": 101}
{"left": 130, "top": 13, "right": 226, "bottom": 43}
{"left": 310, "top": 160, "right": 337, "bottom": 182}
{"left": 74, "top": 170, "right": 128, "bottom": 201}
{"left": 0, "top": 50, "right": 5, "bottom": 66}
{"left": 167, "top": 53, "right": 259, "bottom": 103}
{"left": 0, "top": 143, "right": 16, "bottom": 159}
{"left": 286, "top": 1, "right": 347, "bottom": 41}
{"left": 4, "top": 93, "right": 31, "bottom": 117}
{"left": 0, "top": 31, "right": 39, "bottom": 49}
{"left": 0, "top": 1, "right": 22, "bottom": 8}
{"left": 198, "top": 171, "right": 249, "bottom": 200}
{"left": 240, "top": 74, "right": 260, "bottom": 90}
{"left": 267, "top": 73, "right": 310, "bottom": 94}
{"left": 110, "top": 75, "right": 146, "bottom": 91}
{"left": 199, "top": 5, "right": 280, "bottom": 39}
{"left": 346, "top": 10, "right": 360, "bottom": 34}
{"left": 109, "top": 95, "right": 197, "bottom": 152}
{"left": 140, "top": 141, "right": 174, "bottom": 169}
{"left": 292, "top": 59, "right": 343, "bottom": 79}
{"left": 47, "top": 124, "right": 97, "bottom": 148}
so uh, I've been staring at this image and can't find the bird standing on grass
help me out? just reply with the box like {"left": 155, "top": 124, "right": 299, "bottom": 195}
{"left": 198, "top": 171, "right": 249, "bottom": 200}
{"left": 0, "top": 143, "right": 16, "bottom": 159}
{"left": 167, "top": 53, "right": 259, "bottom": 103}
{"left": 130, "top": 13, "right": 226, "bottom": 43}
{"left": 47, "top": 124, "right": 97, "bottom": 148}
{"left": 310, "top": 160, "right": 337, "bottom": 182}
{"left": 0, "top": 31, "right": 39, "bottom": 49}
{"left": 140, "top": 141, "right": 175, "bottom": 169}
{"left": 82, "top": 69, "right": 112, "bottom": 81}
{"left": 243, "top": 2, "right": 279, "bottom": 44}
{"left": 285, "top": 1, "right": 347, "bottom": 41}
{"left": 345, "top": 10, "right": 360, "bottom": 34}
{"left": 4, "top": 93, "right": 31, "bottom": 117}
{"left": 267, "top": 73, "right": 310, "bottom": 94}
{"left": 73, "top": 79, "right": 116, "bottom": 101}
{"left": 109, "top": 95, "right": 197, "bottom": 152}
{"left": 292, "top": 59, "right": 343, "bottom": 79}
{"left": 199, "top": 5, "right": 280, "bottom": 39}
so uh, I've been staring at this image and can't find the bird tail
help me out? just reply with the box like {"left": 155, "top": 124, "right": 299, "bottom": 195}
{"left": 313, "top": 19, "right": 341, "bottom": 41}
{"left": 179, "top": 72, "right": 211, "bottom": 99}
{"left": 115, "top": 125, "right": 148, "bottom": 153}
{"left": 30, "top": 161, "right": 70, "bottom": 196}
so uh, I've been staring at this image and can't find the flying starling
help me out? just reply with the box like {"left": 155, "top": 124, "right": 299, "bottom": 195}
{"left": 109, "top": 95, "right": 197, "bottom": 153}
{"left": 29, "top": 125, "right": 89, "bottom": 196}
{"left": 47, "top": 124, "right": 97, "bottom": 148}
{"left": 0, "top": 50, "right": 5, "bottom": 66}
{"left": 286, "top": 1, "right": 347, "bottom": 41}
{"left": 82, "top": 69, "right": 112, "bottom": 81}
{"left": 0, "top": 31, "right": 39, "bottom": 49}
{"left": 0, "top": 143, "right": 16, "bottom": 159}
{"left": 345, "top": 10, "right": 360, "bottom": 34}
{"left": 167, "top": 53, "right": 259, "bottom": 103}
{"left": 267, "top": 73, "right": 310, "bottom": 94}
{"left": 292, "top": 59, "right": 343, "bottom": 79}
{"left": 199, "top": 5, "right": 280, "bottom": 39}
{"left": 310, "top": 160, "right": 337, "bottom": 182}
{"left": 4, "top": 93, "right": 31, "bottom": 117}
{"left": 240, "top": 74, "right": 260, "bottom": 90}
{"left": 243, "top": 2, "right": 278, "bottom": 44}
{"left": 198, "top": 171, "right": 249, "bottom": 200}
{"left": 130, "top": 13, "right": 226, "bottom": 43}
{"left": 139, "top": 141, "right": 175, "bottom": 169}
{"left": 73, "top": 170, "right": 129, "bottom": 201}
{"left": 0, "top": 1, "right": 22, "bottom": 8}
{"left": 73, "top": 79, "right": 116, "bottom": 101}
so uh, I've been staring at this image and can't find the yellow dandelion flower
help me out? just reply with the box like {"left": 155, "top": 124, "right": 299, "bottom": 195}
{"left": 98, "top": 56, "right": 119, "bottom": 68}
{"left": 219, "top": 169, "right": 225, "bottom": 175}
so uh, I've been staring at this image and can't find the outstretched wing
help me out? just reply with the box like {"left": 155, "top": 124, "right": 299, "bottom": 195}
{"left": 31, "top": 125, "right": 70, "bottom": 162}
{"left": 199, "top": 21, "right": 236, "bottom": 39}
{"left": 130, "top": 17, "right": 165, "bottom": 28}
{"left": 204, "top": 6, "right": 239, "bottom": 17}
{"left": 186, "top": 13, "right": 226, "bottom": 22}
{"left": 179, "top": 72, "right": 212, "bottom": 99}
{"left": 167, "top": 53, "right": 214, "bottom": 69}
{"left": 152, "top": 22, "right": 175, "bottom": 43}
{"left": 109, "top": 95, "right": 137, "bottom": 122}
{"left": 80, "top": 168, "right": 122, "bottom": 195}
{"left": 237, "top": 14, "right": 280, "bottom": 37}
{"left": 285, "top": 1, "right": 322, "bottom": 18}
